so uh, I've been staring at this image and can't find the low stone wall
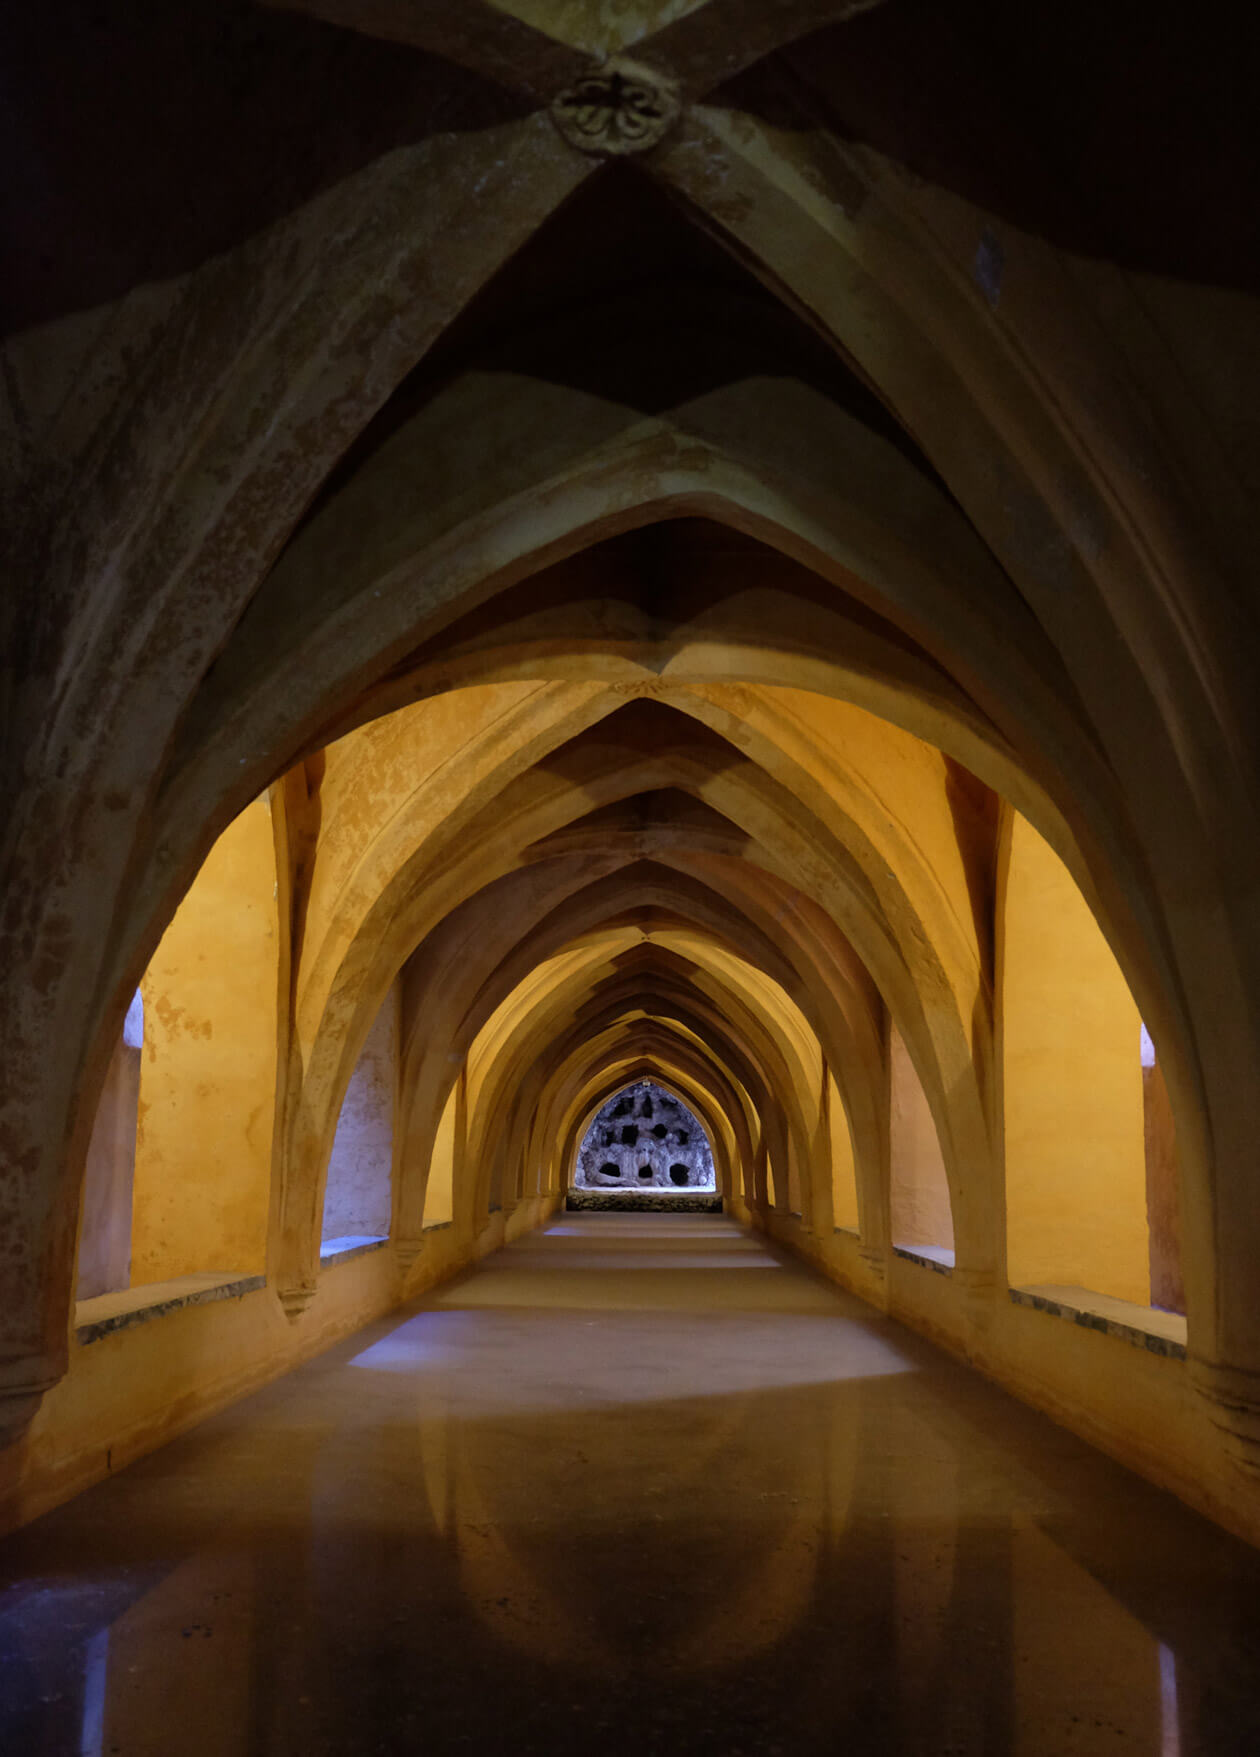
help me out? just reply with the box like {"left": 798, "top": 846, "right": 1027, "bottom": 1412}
{"left": 566, "top": 1189, "right": 724, "bottom": 1213}
{"left": 728, "top": 1197, "right": 1258, "bottom": 1553}
{"left": 0, "top": 1191, "right": 562, "bottom": 1536}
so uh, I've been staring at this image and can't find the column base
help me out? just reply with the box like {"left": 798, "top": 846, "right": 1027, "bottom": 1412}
{"left": 1191, "top": 1356, "right": 1260, "bottom": 1476}
{"left": 0, "top": 1372, "right": 58, "bottom": 1446}
{"left": 857, "top": 1242, "right": 887, "bottom": 1280}
{"left": 953, "top": 1266, "right": 1001, "bottom": 1335}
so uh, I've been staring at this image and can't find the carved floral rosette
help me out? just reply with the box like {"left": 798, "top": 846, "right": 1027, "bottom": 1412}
{"left": 551, "top": 59, "right": 681, "bottom": 157}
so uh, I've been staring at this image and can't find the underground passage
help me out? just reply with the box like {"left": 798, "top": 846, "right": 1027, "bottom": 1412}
{"left": 3, "top": 1, "right": 1260, "bottom": 1751}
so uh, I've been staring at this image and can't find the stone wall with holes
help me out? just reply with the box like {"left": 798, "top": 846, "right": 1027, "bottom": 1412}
{"left": 573, "top": 1083, "right": 716, "bottom": 1191}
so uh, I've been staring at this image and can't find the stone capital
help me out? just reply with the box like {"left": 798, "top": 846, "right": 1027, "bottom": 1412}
{"left": 278, "top": 1283, "right": 316, "bottom": 1323}
{"left": 0, "top": 1385, "right": 51, "bottom": 1446}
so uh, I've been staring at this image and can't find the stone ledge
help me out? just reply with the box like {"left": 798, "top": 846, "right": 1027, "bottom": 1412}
{"left": 566, "top": 1189, "right": 723, "bottom": 1213}
{"left": 75, "top": 1273, "right": 266, "bottom": 1345}
{"left": 893, "top": 1243, "right": 955, "bottom": 1275}
{"left": 319, "top": 1234, "right": 389, "bottom": 1266}
{"left": 1009, "top": 1284, "right": 1187, "bottom": 1359}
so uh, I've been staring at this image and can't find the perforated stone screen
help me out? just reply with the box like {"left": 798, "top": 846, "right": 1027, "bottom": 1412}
{"left": 573, "top": 1082, "right": 716, "bottom": 1191}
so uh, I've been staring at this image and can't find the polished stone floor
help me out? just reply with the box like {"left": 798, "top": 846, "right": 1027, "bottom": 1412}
{"left": 3, "top": 1214, "right": 1260, "bottom": 1755}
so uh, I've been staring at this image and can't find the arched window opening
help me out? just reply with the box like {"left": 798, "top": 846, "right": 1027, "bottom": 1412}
{"left": 421, "top": 1076, "right": 460, "bottom": 1229}
{"left": 76, "top": 990, "right": 143, "bottom": 1300}
{"left": 76, "top": 796, "right": 279, "bottom": 1313}
{"left": 1000, "top": 813, "right": 1167, "bottom": 1308}
{"left": 323, "top": 982, "right": 399, "bottom": 1250}
{"left": 573, "top": 1082, "right": 716, "bottom": 1194}
{"left": 131, "top": 798, "right": 278, "bottom": 1286}
{"left": 827, "top": 1069, "right": 860, "bottom": 1232}
{"left": 889, "top": 1023, "right": 955, "bottom": 1266}
{"left": 786, "top": 1149, "right": 803, "bottom": 1218}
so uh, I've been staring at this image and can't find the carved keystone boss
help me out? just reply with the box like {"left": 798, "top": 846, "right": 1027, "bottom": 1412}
{"left": 550, "top": 59, "right": 681, "bottom": 156}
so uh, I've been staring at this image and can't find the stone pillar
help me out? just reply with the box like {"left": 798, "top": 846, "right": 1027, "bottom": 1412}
{"left": 74, "top": 1007, "right": 142, "bottom": 1301}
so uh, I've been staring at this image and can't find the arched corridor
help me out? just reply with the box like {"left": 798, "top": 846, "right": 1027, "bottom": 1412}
{"left": 4, "top": 0, "right": 1260, "bottom": 1747}
{"left": 4, "top": 1213, "right": 1258, "bottom": 1755}
{"left": 573, "top": 1080, "right": 717, "bottom": 1196}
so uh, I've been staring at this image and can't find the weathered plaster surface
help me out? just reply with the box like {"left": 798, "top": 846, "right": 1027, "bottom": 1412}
{"left": 130, "top": 799, "right": 278, "bottom": 1284}
{"left": 322, "top": 983, "right": 398, "bottom": 1242}
{"left": 2, "top": 0, "right": 1259, "bottom": 1550}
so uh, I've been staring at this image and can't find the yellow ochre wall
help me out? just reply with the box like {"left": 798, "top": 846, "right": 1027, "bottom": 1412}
{"left": 424, "top": 1078, "right": 460, "bottom": 1227}
{"left": 827, "top": 1070, "right": 860, "bottom": 1230}
{"left": 999, "top": 813, "right": 1148, "bottom": 1301}
{"left": 888, "top": 1025, "right": 954, "bottom": 1254}
{"left": 130, "top": 798, "right": 279, "bottom": 1284}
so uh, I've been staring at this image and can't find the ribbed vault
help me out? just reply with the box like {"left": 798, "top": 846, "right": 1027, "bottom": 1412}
{"left": 4, "top": 0, "right": 1260, "bottom": 1542}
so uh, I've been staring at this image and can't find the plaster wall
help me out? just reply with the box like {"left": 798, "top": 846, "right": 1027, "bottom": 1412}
{"left": 322, "top": 983, "right": 398, "bottom": 1241}
{"left": 1001, "top": 814, "right": 1149, "bottom": 1302}
{"left": 130, "top": 798, "right": 278, "bottom": 1284}
{"left": 888, "top": 1025, "right": 954, "bottom": 1253}
{"left": 828, "top": 1071, "right": 860, "bottom": 1231}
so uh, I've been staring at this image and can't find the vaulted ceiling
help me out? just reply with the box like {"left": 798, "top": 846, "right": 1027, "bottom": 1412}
{"left": 4, "top": 0, "right": 1260, "bottom": 1459}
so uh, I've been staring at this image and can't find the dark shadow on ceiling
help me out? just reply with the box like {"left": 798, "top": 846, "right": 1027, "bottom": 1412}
{"left": 751, "top": 0, "right": 1260, "bottom": 294}
{"left": 300, "top": 163, "right": 939, "bottom": 533}
{"left": 0, "top": 0, "right": 533, "bottom": 333}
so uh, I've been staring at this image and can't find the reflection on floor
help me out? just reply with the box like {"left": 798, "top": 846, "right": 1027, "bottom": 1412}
{"left": 3, "top": 1214, "right": 1259, "bottom": 1755}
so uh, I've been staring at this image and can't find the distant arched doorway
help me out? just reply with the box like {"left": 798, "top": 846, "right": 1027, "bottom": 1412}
{"left": 573, "top": 1083, "right": 717, "bottom": 1196}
